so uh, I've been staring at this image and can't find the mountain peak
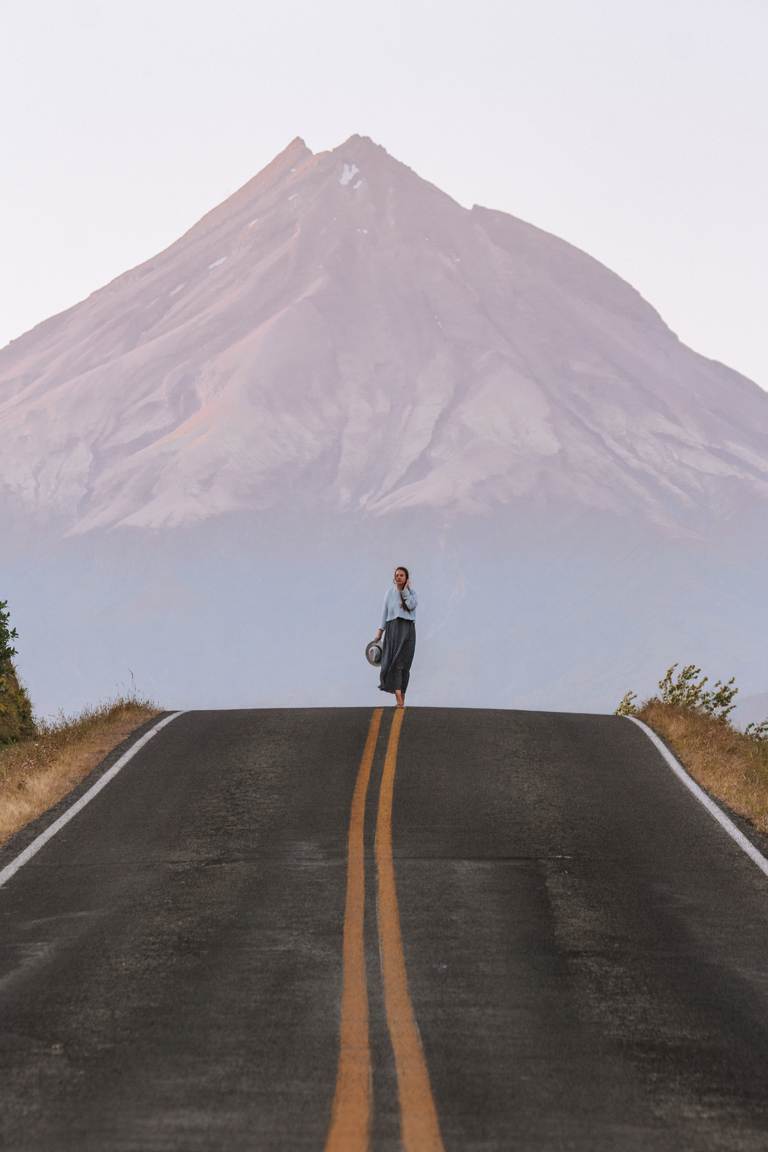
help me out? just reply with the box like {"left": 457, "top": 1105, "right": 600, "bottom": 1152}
{"left": 321, "top": 133, "right": 393, "bottom": 172}
{"left": 335, "top": 133, "right": 384, "bottom": 153}
{"left": 258, "top": 134, "right": 313, "bottom": 178}
{"left": 283, "top": 135, "right": 312, "bottom": 157}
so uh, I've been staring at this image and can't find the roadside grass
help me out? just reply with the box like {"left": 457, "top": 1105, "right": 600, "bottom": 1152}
{"left": 636, "top": 700, "right": 768, "bottom": 834}
{"left": 0, "top": 696, "right": 161, "bottom": 846}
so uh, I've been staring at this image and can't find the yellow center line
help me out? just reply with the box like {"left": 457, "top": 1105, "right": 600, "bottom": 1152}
{"left": 324, "top": 707, "right": 383, "bottom": 1152}
{"left": 376, "top": 708, "right": 446, "bottom": 1152}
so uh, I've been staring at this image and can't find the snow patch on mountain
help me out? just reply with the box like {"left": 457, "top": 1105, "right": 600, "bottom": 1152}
{"left": 339, "top": 162, "right": 359, "bottom": 186}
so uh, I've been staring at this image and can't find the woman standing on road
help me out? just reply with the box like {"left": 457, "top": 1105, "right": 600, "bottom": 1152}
{"left": 374, "top": 566, "right": 417, "bottom": 708}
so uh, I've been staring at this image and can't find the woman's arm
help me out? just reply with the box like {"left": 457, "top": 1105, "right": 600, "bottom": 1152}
{"left": 402, "top": 584, "right": 417, "bottom": 611}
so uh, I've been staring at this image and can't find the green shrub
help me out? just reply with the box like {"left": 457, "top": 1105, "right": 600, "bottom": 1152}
{"left": 0, "top": 599, "right": 18, "bottom": 665}
{"left": 0, "top": 599, "right": 36, "bottom": 744}
{"left": 616, "top": 661, "right": 768, "bottom": 741}
{"left": 615, "top": 690, "right": 639, "bottom": 716}
{"left": 656, "top": 662, "right": 737, "bottom": 722}
{"left": 745, "top": 720, "right": 768, "bottom": 743}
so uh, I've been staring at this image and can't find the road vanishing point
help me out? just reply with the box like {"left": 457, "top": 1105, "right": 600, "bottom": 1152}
{"left": 2, "top": 706, "right": 768, "bottom": 1151}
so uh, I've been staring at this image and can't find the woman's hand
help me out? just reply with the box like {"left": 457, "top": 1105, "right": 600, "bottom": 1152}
{"left": 375, "top": 628, "right": 383, "bottom": 641}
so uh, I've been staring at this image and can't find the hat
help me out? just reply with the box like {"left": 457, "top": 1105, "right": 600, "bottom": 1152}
{"left": 365, "top": 639, "right": 383, "bottom": 666}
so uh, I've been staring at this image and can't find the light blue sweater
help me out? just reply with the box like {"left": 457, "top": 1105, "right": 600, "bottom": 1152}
{"left": 381, "top": 583, "right": 418, "bottom": 630}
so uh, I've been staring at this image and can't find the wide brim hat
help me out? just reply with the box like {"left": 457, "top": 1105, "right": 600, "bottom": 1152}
{"left": 365, "top": 639, "right": 383, "bottom": 666}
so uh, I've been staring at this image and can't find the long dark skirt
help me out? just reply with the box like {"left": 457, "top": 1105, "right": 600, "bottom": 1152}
{"left": 378, "top": 617, "right": 416, "bottom": 696}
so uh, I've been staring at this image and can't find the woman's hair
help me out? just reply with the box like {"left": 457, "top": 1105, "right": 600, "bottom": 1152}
{"left": 394, "top": 565, "right": 409, "bottom": 580}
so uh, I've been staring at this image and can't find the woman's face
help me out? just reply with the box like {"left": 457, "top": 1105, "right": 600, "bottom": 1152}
{"left": 394, "top": 568, "right": 407, "bottom": 588}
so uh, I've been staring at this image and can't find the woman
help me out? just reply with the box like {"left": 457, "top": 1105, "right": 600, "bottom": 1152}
{"left": 374, "top": 566, "right": 417, "bottom": 708}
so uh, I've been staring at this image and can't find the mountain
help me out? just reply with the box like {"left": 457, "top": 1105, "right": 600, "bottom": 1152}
{"left": 1, "top": 135, "right": 767, "bottom": 717}
{"left": 1, "top": 134, "right": 766, "bottom": 536}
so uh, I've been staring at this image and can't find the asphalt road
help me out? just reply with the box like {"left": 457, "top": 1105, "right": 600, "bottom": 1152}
{"left": 2, "top": 706, "right": 768, "bottom": 1151}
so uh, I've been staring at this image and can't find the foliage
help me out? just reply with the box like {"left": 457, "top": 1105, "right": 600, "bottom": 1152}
{"left": 0, "top": 599, "right": 36, "bottom": 744}
{"left": 656, "top": 662, "right": 737, "bottom": 722}
{"left": 615, "top": 690, "right": 639, "bottom": 716}
{"left": 616, "top": 661, "right": 768, "bottom": 743}
{"left": 0, "top": 666, "right": 36, "bottom": 745}
{"left": 0, "top": 599, "right": 19, "bottom": 665}
{"left": 745, "top": 720, "right": 768, "bottom": 743}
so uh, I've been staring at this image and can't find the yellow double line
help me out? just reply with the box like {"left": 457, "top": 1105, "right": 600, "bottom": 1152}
{"left": 325, "top": 708, "right": 445, "bottom": 1152}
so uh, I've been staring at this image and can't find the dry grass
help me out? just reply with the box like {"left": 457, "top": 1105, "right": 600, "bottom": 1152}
{"left": 0, "top": 697, "right": 161, "bottom": 846}
{"left": 638, "top": 700, "right": 768, "bottom": 834}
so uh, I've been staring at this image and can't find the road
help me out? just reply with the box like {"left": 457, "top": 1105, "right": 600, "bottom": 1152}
{"left": 2, "top": 706, "right": 768, "bottom": 1150}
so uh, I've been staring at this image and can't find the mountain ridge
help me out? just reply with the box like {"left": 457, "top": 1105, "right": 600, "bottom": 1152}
{"left": 1, "top": 133, "right": 767, "bottom": 537}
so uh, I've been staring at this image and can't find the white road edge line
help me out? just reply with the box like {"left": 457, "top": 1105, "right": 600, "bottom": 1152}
{"left": 627, "top": 715, "right": 768, "bottom": 879}
{"left": 0, "top": 711, "right": 185, "bottom": 892}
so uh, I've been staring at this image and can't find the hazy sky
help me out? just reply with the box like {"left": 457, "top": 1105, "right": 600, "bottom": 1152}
{"left": 2, "top": 0, "right": 766, "bottom": 389}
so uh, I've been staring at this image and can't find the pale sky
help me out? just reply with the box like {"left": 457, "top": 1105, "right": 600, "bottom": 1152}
{"left": 2, "top": 0, "right": 766, "bottom": 389}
